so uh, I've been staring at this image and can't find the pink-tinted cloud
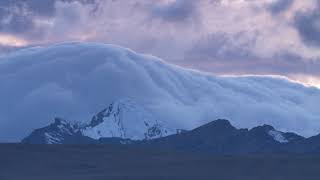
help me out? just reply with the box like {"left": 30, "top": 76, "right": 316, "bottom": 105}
{"left": 0, "top": 0, "right": 320, "bottom": 87}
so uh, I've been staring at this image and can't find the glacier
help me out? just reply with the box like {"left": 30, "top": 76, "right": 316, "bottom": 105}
{"left": 0, "top": 42, "right": 320, "bottom": 142}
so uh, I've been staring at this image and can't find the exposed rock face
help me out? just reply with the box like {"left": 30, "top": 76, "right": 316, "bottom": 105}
{"left": 21, "top": 118, "right": 86, "bottom": 144}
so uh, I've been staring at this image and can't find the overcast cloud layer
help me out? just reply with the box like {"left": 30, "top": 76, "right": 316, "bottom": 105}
{"left": 0, "top": 0, "right": 320, "bottom": 87}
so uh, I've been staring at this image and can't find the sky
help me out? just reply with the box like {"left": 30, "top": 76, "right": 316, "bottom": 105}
{"left": 0, "top": 0, "right": 320, "bottom": 87}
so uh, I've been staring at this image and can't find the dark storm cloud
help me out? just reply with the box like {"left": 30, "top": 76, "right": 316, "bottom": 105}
{"left": 149, "top": 0, "right": 199, "bottom": 23}
{"left": 267, "top": 0, "right": 294, "bottom": 14}
{"left": 294, "top": 2, "right": 320, "bottom": 47}
{"left": 0, "top": 0, "right": 97, "bottom": 38}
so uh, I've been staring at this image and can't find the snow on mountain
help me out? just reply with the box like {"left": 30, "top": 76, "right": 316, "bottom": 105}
{"left": 82, "top": 99, "right": 172, "bottom": 140}
{"left": 1, "top": 42, "right": 320, "bottom": 142}
{"left": 22, "top": 99, "right": 172, "bottom": 143}
{"left": 22, "top": 117, "right": 82, "bottom": 144}
{"left": 268, "top": 130, "right": 289, "bottom": 143}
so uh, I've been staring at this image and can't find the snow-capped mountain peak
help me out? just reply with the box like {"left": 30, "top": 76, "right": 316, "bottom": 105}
{"left": 82, "top": 99, "right": 172, "bottom": 140}
{"left": 22, "top": 99, "right": 174, "bottom": 143}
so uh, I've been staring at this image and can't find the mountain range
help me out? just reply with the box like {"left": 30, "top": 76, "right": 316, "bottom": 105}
{"left": 22, "top": 101, "right": 320, "bottom": 154}
{"left": 22, "top": 99, "right": 173, "bottom": 144}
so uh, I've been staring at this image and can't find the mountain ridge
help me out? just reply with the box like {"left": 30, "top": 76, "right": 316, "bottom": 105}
{"left": 22, "top": 115, "right": 320, "bottom": 154}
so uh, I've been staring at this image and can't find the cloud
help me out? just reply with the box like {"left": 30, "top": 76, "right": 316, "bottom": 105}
{"left": 0, "top": 1, "right": 34, "bottom": 35}
{"left": 148, "top": 0, "right": 199, "bottom": 23}
{"left": 182, "top": 31, "right": 320, "bottom": 82}
{"left": 0, "top": 44, "right": 25, "bottom": 55}
{"left": 293, "top": 1, "right": 320, "bottom": 47}
{"left": 0, "top": 0, "right": 97, "bottom": 41}
{"left": 267, "top": 0, "right": 295, "bottom": 14}
{"left": 1, "top": 43, "right": 320, "bottom": 142}
{"left": 0, "top": 1, "right": 320, "bottom": 88}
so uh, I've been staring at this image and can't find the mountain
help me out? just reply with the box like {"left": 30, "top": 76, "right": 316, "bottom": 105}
{"left": 21, "top": 118, "right": 94, "bottom": 144}
{"left": 22, "top": 99, "right": 172, "bottom": 144}
{"left": 82, "top": 99, "right": 172, "bottom": 140}
{"left": 1, "top": 42, "right": 320, "bottom": 142}
{"left": 23, "top": 118, "right": 320, "bottom": 154}
{"left": 143, "top": 119, "right": 308, "bottom": 154}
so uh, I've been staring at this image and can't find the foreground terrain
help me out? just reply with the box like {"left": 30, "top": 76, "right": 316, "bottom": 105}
{"left": 1, "top": 144, "right": 320, "bottom": 180}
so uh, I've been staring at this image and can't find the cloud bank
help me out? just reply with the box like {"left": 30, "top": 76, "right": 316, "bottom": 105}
{"left": 0, "top": 42, "right": 320, "bottom": 142}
